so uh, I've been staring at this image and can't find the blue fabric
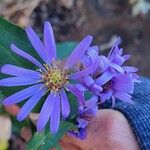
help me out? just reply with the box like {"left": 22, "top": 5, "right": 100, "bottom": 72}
{"left": 102, "top": 77, "right": 150, "bottom": 150}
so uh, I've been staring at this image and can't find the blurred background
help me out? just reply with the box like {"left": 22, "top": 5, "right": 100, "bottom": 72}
{"left": 0, "top": 0, "right": 150, "bottom": 77}
{"left": 0, "top": 0, "right": 150, "bottom": 149}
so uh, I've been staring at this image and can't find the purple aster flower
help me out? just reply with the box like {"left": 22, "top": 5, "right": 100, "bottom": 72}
{"left": 98, "top": 73, "right": 135, "bottom": 107}
{"left": 79, "top": 38, "right": 139, "bottom": 106}
{"left": 69, "top": 96, "right": 98, "bottom": 139}
{"left": 0, "top": 21, "right": 99, "bottom": 134}
{"left": 95, "top": 37, "right": 131, "bottom": 85}
{"left": 122, "top": 66, "right": 140, "bottom": 83}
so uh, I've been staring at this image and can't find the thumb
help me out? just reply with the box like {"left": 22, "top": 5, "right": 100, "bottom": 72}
{"left": 60, "top": 109, "right": 140, "bottom": 150}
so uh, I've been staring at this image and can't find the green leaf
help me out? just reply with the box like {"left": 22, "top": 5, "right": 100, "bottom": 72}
{"left": 68, "top": 93, "right": 78, "bottom": 120}
{"left": 42, "top": 122, "right": 76, "bottom": 150}
{"left": 56, "top": 42, "right": 77, "bottom": 59}
{"left": 26, "top": 132, "right": 46, "bottom": 150}
{"left": 27, "top": 121, "right": 75, "bottom": 150}
{"left": 0, "top": 17, "right": 38, "bottom": 95}
{"left": 0, "top": 90, "right": 4, "bottom": 100}
{"left": 0, "top": 17, "right": 37, "bottom": 71}
{"left": 0, "top": 91, "right": 4, "bottom": 114}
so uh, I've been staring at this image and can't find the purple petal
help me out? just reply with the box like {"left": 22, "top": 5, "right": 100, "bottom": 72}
{"left": 84, "top": 96, "right": 98, "bottom": 116}
{"left": 37, "top": 92, "right": 56, "bottom": 132}
{"left": 44, "top": 21, "right": 57, "bottom": 62}
{"left": 100, "top": 90, "right": 113, "bottom": 102}
{"left": 17, "top": 89, "right": 45, "bottom": 121}
{"left": 78, "top": 128, "right": 87, "bottom": 139}
{"left": 26, "top": 27, "right": 48, "bottom": 63}
{"left": 0, "top": 77, "right": 40, "bottom": 86}
{"left": 65, "top": 35, "right": 93, "bottom": 68}
{"left": 112, "top": 74, "right": 134, "bottom": 93}
{"left": 77, "top": 118, "right": 88, "bottom": 128}
{"left": 75, "top": 84, "right": 86, "bottom": 92}
{"left": 1, "top": 64, "right": 41, "bottom": 79}
{"left": 70, "top": 59, "right": 99, "bottom": 79}
{"left": 99, "top": 56, "right": 110, "bottom": 72}
{"left": 61, "top": 89, "right": 70, "bottom": 118}
{"left": 132, "top": 73, "right": 140, "bottom": 83}
{"left": 50, "top": 93, "right": 60, "bottom": 134}
{"left": 81, "top": 55, "right": 92, "bottom": 67}
{"left": 66, "top": 84, "right": 85, "bottom": 104}
{"left": 91, "top": 84, "right": 103, "bottom": 92}
{"left": 123, "top": 54, "right": 131, "bottom": 61}
{"left": 118, "top": 48, "right": 123, "bottom": 55}
{"left": 108, "top": 37, "right": 122, "bottom": 59}
{"left": 81, "top": 46, "right": 99, "bottom": 67}
{"left": 11, "top": 44, "right": 45, "bottom": 70}
{"left": 3, "top": 84, "right": 44, "bottom": 106}
{"left": 111, "top": 55, "right": 125, "bottom": 66}
{"left": 109, "top": 63, "right": 124, "bottom": 73}
{"left": 86, "top": 96, "right": 98, "bottom": 108}
{"left": 95, "top": 70, "right": 114, "bottom": 86}
{"left": 123, "top": 66, "right": 138, "bottom": 73}
{"left": 86, "top": 47, "right": 99, "bottom": 63}
{"left": 91, "top": 45, "right": 99, "bottom": 53}
{"left": 111, "top": 96, "right": 116, "bottom": 108}
{"left": 83, "top": 76, "right": 94, "bottom": 87}
{"left": 114, "top": 92, "right": 133, "bottom": 104}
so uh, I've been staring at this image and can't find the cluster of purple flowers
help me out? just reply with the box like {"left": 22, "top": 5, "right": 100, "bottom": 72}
{"left": 0, "top": 21, "right": 139, "bottom": 138}
{"left": 80, "top": 38, "right": 139, "bottom": 107}
{"left": 69, "top": 39, "right": 139, "bottom": 138}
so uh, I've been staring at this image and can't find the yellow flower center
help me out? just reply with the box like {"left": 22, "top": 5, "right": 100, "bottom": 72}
{"left": 41, "top": 62, "right": 68, "bottom": 92}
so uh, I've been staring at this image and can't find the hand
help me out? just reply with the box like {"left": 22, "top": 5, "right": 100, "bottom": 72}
{"left": 60, "top": 109, "right": 140, "bottom": 150}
